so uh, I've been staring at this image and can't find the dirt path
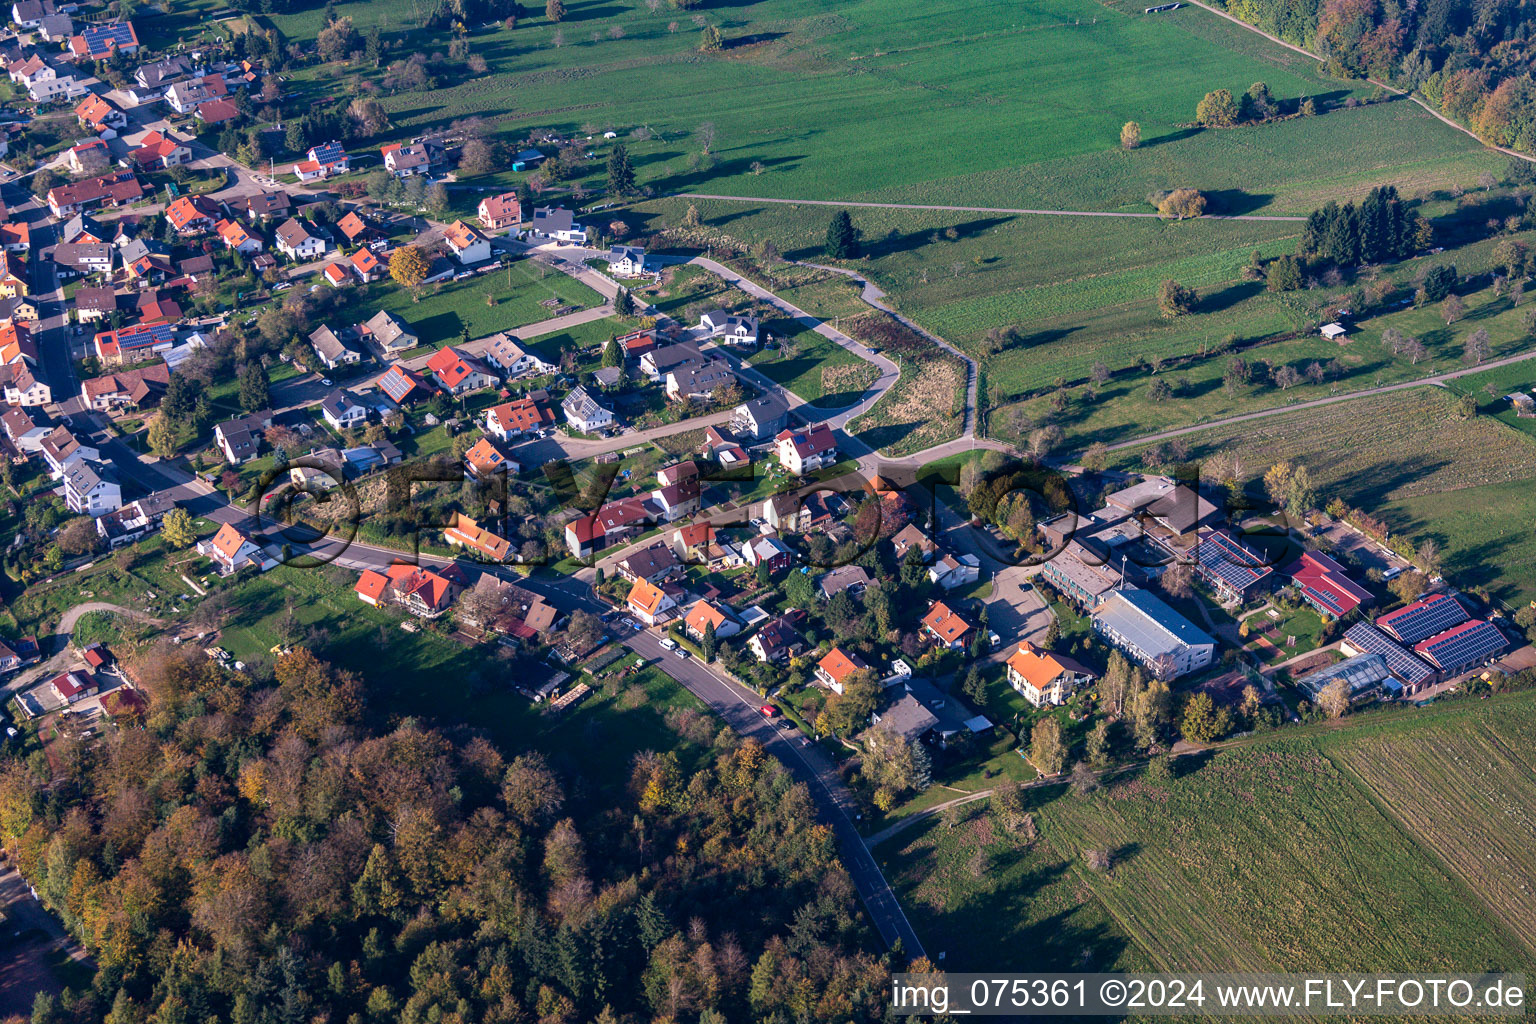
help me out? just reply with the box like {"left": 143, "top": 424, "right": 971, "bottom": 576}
{"left": 678, "top": 193, "right": 1307, "bottom": 222}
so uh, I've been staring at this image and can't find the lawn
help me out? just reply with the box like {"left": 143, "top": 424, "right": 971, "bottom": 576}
{"left": 330, "top": 257, "right": 604, "bottom": 349}
{"left": 879, "top": 694, "right": 1536, "bottom": 974}
{"left": 1243, "top": 603, "right": 1327, "bottom": 663}
{"left": 1379, "top": 480, "right": 1536, "bottom": 608}
{"left": 745, "top": 322, "right": 875, "bottom": 407}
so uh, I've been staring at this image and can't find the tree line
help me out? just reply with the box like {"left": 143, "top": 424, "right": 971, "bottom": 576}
{"left": 0, "top": 645, "right": 900, "bottom": 1024}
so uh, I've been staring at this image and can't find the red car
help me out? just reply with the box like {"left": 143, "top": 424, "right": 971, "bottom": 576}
{"left": 760, "top": 705, "right": 779, "bottom": 718}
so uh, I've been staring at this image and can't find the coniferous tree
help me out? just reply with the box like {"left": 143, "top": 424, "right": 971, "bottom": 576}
{"left": 825, "top": 209, "right": 860, "bottom": 258}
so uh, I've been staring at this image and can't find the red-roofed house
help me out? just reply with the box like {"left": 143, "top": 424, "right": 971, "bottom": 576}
{"left": 444, "top": 512, "right": 512, "bottom": 561}
{"left": 425, "top": 345, "right": 496, "bottom": 396}
{"left": 348, "top": 246, "right": 382, "bottom": 282}
{"left": 775, "top": 424, "right": 838, "bottom": 475}
{"left": 165, "top": 195, "right": 218, "bottom": 234}
{"left": 815, "top": 646, "right": 868, "bottom": 694}
{"left": 921, "top": 600, "right": 974, "bottom": 650}
{"left": 321, "top": 262, "right": 350, "bottom": 288}
{"left": 377, "top": 363, "right": 428, "bottom": 404}
{"left": 443, "top": 219, "right": 491, "bottom": 264}
{"left": 626, "top": 578, "right": 677, "bottom": 626}
{"left": 66, "top": 139, "right": 110, "bottom": 175}
{"left": 198, "top": 522, "right": 263, "bottom": 575}
{"left": 463, "top": 436, "right": 517, "bottom": 479}
{"left": 130, "top": 129, "right": 191, "bottom": 170}
{"left": 477, "top": 192, "right": 522, "bottom": 230}
{"left": 194, "top": 98, "right": 238, "bottom": 125}
{"left": 1005, "top": 640, "right": 1097, "bottom": 707}
{"left": 49, "top": 669, "right": 97, "bottom": 704}
{"left": 75, "top": 93, "right": 126, "bottom": 132}
{"left": 215, "top": 218, "right": 262, "bottom": 254}
{"left": 684, "top": 598, "right": 741, "bottom": 642}
{"left": 484, "top": 396, "right": 554, "bottom": 440}
{"left": 354, "top": 569, "right": 389, "bottom": 606}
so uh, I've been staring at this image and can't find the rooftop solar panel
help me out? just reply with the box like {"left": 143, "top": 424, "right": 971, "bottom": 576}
{"left": 1193, "top": 529, "right": 1273, "bottom": 594}
{"left": 1414, "top": 619, "right": 1506, "bottom": 672}
{"left": 1377, "top": 593, "right": 1468, "bottom": 644}
{"left": 1342, "top": 622, "right": 1435, "bottom": 686}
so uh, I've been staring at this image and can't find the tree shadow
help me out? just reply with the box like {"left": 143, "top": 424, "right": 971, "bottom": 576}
{"left": 725, "top": 30, "right": 786, "bottom": 48}
{"left": 1203, "top": 189, "right": 1273, "bottom": 216}
{"left": 1140, "top": 126, "right": 1201, "bottom": 149}
{"left": 1197, "top": 279, "right": 1262, "bottom": 314}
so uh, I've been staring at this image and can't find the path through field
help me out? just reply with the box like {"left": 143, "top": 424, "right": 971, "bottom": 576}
{"left": 678, "top": 193, "right": 1308, "bottom": 222}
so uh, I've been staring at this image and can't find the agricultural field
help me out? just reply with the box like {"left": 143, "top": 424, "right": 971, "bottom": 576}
{"left": 1379, "top": 481, "right": 1536, "bottom": 608}
{"left": 1331, "top": 705, "right": 1536, "bottom": 953}
{"left": 882, "top": 696, "right": 1536, "bottom": 974}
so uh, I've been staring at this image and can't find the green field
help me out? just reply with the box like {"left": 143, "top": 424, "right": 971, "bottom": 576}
{"left": 878, "top": 693, "right": 1536, "bottom": 973}
{"left": 330, "top": 257, "right": 604, "bottom": 349}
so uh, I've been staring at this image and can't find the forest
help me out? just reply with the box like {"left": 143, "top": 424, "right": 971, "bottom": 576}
{"left": 0, "top": 646, "right": 896, "bottom": 1024}
{"left": 1218, "top": 0, "right": 1536, "bottom": 151}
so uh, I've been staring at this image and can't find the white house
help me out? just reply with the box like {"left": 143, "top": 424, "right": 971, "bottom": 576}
{"left": 198, "top": 521, "right": 263, "bottom": 575}
{"left": 483, "top": 332, "right": 553, "bottom": 378}
{"left": 443, "top": 220, "right": 491, "bottom": 265}
{"left": 562, "top": 385, "right": 614, "bottom": 433}
{"left": 607, "top": 245, "right": 654, "bottom": 278}
{"left": 320, "top": 390, "right": 368, "bottom": 431}
{"left": 929, "top": 552, "right": 980, "bottom": 590}
{"left": 274, "top": 219, "right": 325, "bottom": 260}
{"left": 530, "top": 206, "right": 587, "bottom": 244}
{"left": 1005, "top": 641, "right": 1097, "bottom": 708}
{"left": 309, "top": 325, "right": 361, "bottom": 370}
{"left": 700, "top": 309, "right": 760, "bottom": 347}
{"left": 62, "top": 460, "right": 120, "bottom": 516}
{"left": 774, "top": 424, "right": 837, "bottom": 475}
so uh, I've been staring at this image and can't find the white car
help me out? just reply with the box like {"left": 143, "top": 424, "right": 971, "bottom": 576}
{"left": 658, "top": 637, "right": 677, "bottom": 651}
{"left": 320, "top": 378, "right": 333, "bottom": 387}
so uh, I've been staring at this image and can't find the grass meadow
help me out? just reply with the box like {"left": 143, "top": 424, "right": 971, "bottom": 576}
{"left": 878, "top": 692, "right": 1536, "bottom": 973}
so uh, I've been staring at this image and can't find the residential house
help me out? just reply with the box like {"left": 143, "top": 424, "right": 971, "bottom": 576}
{"left": 194, "top": 97, "right": 239, "bottom": 125}
{"left": 748, "top": 611, "right": 807, "bottom": 664}
{"left": 775, "top": 424, "right": 837, "bottom": 475}
{"left": 929, "top": 552, "right": 980, "bottom": 590}
{"left": 294, "top": 140, "right": 348, "bottom": 181}
{"left": 463, "top": 436, "right": 516, "bottom": 479}
{"left": 163, "top": 73, "right": 225, "bottom": 114}
{"left": 136, "top": 290, "right": 181, "bottom": 324}
{"left": 165, "top": 195, "right": 218, "bottom": 235}
{"left": 94, "top": 322, "right": 176, "bottom": 364}
{"left": 68, "top": 21, "right": 138, "bottom": 60}
{"left": 477, "top": 192, "right": 521, "bottom": 229}
{"left": 79, "top": 363, "right": 169, "bottom": 411}
{"left": 666, "top": 358, "right": 735, "bottom": 403}
{"left": 309, "top": 325, "right": 362, "bottom": 370}
{"left": 382, "top": 141, "right": 431, "bottom": 177}
{"left": 891, "top": 523, "right": 937, "bottom": 563}
{"left": 120, "top": 237, "right": 175, "bottom": 285}
{"left": 818, "top": 565, "right": 871, "bottom": 600}
{"left": 731, "top": 394, "right": 788, "bottom": 440}
{"left": 921, "top": 600, "right": 974, "bottom": 650}
{"left": 443, "top": 219, "right": 491, "bottom": 264}
{"left": 214, "top": 409, "right": 271, "bottom": 464}
{"left": 1092, "top": 586, "right": 1216, "bottom": 680}
{"left": 700, "top": 309, "right": 760, "bottom": 347}
{"left": 0, "top": 221, "right": 27, "bottom": 254}
{"left": 96, "top": 493, "right": 175, "bottom": 547}
{"left": 335, "top": 210, "right": 370, "bottom": 244}
{"left": 129, "top": 129, "right": 190, "bottom": 170}
{"left": 11, "top": 1, "right": 54, "bottom": 28}
{"left": 639, "top": 342, "right": 703, "bottom": 381}
{"left": 684, "top": 599, "right": 742, "bottom": 642}
{"left": 357, "top": 563, "right": 466, "bottom": 617}
{"left": 241, "top": 191, "right": 291, "bottom": 222}
{"left": 425, "top": 345, "right": 496, "bottom": 395}
{"left": 0, "top": 362, "right": 48, "bottom": 406}
{"left": 815, "top": 646, "right": 869, "bottom": 694}
{"left": 75, "top": 93, "right": 126, "bottom": 133}
{"left": 1006, "top": 641, "right": 1097, "bottom": 707}
{"left": 39, "top": 425, "right": 96, "bottom": 477}
{"left": 134, "top": 55, "right": 190, "bottom": 91}
{"left": 444, "top": 512, "right": 512, "bottom": 561}
{"left": 0, "top": 250, "right": 24, "bottom": 298}
{"left": 52, "top": 242, "right": 113, "bottom": 276}
{"left": 0, "top": 295, "right": 36, "bottom": 326}
{"left": 46, "top": 171, "right": 141, "bottom": 218}
{"left": 483, "top": 332, "right": 553, "bottom": 377}
{"left": 359, "top": 309, "right": 417, "bottom": 355}
{"left": 37, "top": 12, "right": 70, "bottom": 41}
{"left": 563, "top": 496, "right": 657, "bottom": 557}
{"left": 1, "top": 406, "right": 48, "bottom": 454}
{"left": 0, "top": 320, "right": 33, "bottom": 364}
{"left": 607, "top": 245, "right": 654, "bottom": 278}
{"left": 615, "top": 540, "right": 680, "bottom": 584}
{"left": 0, "top": 634, "right": 39, "bottom": 673}
{"left": 321, "top": 262, "right": 350, "bottom": 288}
{"left": 626, "top": 578, "right": 676, "bottom": 626}
{"left": 62, "top": 459, "right": 120, "bottom": 515}
{"left": 215, "top": 218, "right": 262, "bottom": 254}
{"left": 743, "top": 534, "right": 793, "bottom": 573}
{"left": 66, "top": 138, "right": 110, "bottom": 174}
{"left": 376, "top": 363, "right": 428, "bottom": 405}
{"left": 348, "top": 246, "right": 383, "bottom": 282}
{"left": 199, "top": 521, "right": 263, "bottom": 574}
{"left": 484, "top": 396, "right": 554, "bottom": 440}
{"left": 530, "top": 206, "right": 587, "bottom": 244}
{"left": 274, "top": 218, "right": 325, "bottom": 260}
{"left": 320, "top": 389, "right": 368, "bottom": 431}
{"left": 562, "top": 385, "right": 614, "bottom": 433}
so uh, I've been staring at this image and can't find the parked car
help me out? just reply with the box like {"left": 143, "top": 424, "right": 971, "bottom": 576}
{"left": 659, "top": 637, "right": 677, "bottom": 650}
{"left": 673, "top": 648, "right": 689, "bottom": 660}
